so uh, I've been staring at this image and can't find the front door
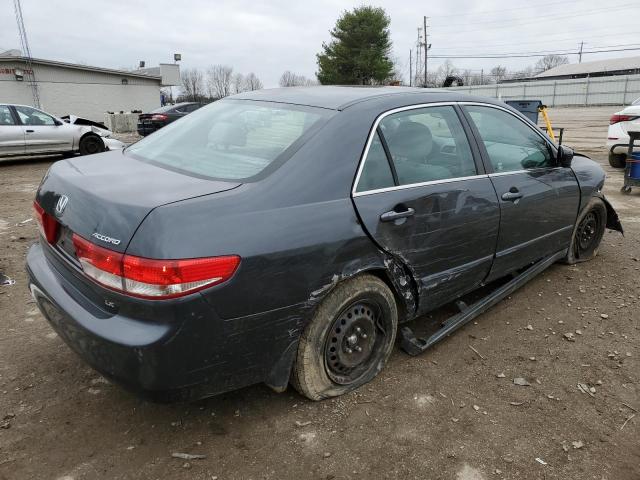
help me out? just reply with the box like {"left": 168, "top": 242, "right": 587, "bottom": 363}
{"left": 0, "top": 105, "right": 25, "bottom": 155}
{"left": 14, "top": 105, "right": 72, "bottom": 153}
{"left": 461, "top": 104, "right": 580, "bottom": 281}
{"left": 352, "top": 104, "right": 500, "bottom": 313}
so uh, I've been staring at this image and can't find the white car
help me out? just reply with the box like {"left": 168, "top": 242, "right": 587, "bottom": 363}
{"left": 607, "top": 97, "right": 640, "bottom": 168}
{"left": 0, "top": 103, "right": 124, "bottom": 159}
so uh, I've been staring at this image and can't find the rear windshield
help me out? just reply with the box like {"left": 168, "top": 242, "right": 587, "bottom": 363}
{"left": 128, "top": 100, "right": 332, "bottom": 181}
{"left": 633, "top": 97, "right": 640, "bottom": 106}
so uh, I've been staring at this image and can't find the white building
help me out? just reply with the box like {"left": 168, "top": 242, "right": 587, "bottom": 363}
{"left": 0, "top": 51, "right": 180, "bottom": 121}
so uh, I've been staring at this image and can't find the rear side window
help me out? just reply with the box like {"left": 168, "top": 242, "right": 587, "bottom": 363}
{"left": 380, "top": 106, "right": 476, "bottom": 185}
{"left": 0, "top": 106, "right": 15, "bottom": 125}
{"left": 464, "top": 105, "right": 553, "bottom": 172}
{"left": 356, "top": 105, "right": 476, "bottom": 192}
{"left": 127, "top": 100, "right": 332, "bottom": 181}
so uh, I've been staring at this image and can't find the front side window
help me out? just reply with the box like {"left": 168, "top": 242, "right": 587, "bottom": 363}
{"left": 0, "top": 106, "right": 15, "bottom": 125}
{"left": 127, "top": 100, "right": 332, "bottom": 181}
{"left": 464, "top": 105, "right": 554, "bottom": 173}
{"left": 14, "top": 106, "right": 55, "bottom": 126}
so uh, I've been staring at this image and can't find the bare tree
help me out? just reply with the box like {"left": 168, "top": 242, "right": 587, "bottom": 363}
{"left": 232, "top": 73, "right": 246, "bottom": 94}
{"left": 207, "top": 65, "right": 234, "bottom": 99}
{"left": 244, "top": 72, "right": 263, "bottom": 91}
{"left": 279, "top": 71, "right": 315, "bottom": 87}
{"left": 535, "top": 54, "right": 569, "bottom": 73}
{"left": 490, "top": 65, "right": 507, "bottom": 83}
{"left": 181, "top": 68, "right": 204, "bottom": 102}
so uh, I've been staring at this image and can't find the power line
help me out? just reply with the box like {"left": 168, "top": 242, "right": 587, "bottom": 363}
{"left": 426, "top": 0, "right": 599, "bottom": 19}
{"left": 433, "top": 40, "right": 640, "bottom": 52}
{"left": 430, "top": 4, "right": 636, "bottom": 31}
{"left": 428, "top": 46, "right": 640, "bottom": 59}
{"left": 432, "top": 43, "right": 640, "bottom": 57}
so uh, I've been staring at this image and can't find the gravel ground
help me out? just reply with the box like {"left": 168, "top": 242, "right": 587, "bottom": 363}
{"left": 0, "top": 108, "right": 638, "bottom": 480}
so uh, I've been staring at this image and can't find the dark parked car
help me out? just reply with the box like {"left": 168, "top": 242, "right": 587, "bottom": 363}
{"left": 137, "top": 102, "right": 203, "bottom": 136}
{"left": 27, "top": 87, "right": 622, "bottom": 401}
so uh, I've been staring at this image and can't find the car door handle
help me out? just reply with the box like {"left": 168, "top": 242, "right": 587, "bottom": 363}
{"left": 380, "top": 207, "right": 415, "bottom": 222}
{"left": 25, "top": 129, "right": 34, "bottom": 133}
{"left": 501, "top": 191, "right": 523, "bottom": 201}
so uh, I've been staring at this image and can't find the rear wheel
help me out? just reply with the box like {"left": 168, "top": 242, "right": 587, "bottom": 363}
{"left": 608, "top": 152, "right": 626, "bottom": 168}
{"left": 79, "top": 134, "right": 104, "bottom": 156}
{"left": 291, "top": 274, "right": 397, "bottom": 400}
{"left": 564, "top": 197, "right": 607, "bottom": 264}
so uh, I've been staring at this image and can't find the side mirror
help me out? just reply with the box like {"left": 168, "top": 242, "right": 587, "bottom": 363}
{"left": 557, "top": 145, "right": 574, "bottom": 168}
{"left": 53, "top": 118, "right": 63, "bottom": 126}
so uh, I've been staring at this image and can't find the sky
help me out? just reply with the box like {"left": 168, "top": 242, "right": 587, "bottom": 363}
{"left": 1, "top": 0, "right": 640, "bottom": 88}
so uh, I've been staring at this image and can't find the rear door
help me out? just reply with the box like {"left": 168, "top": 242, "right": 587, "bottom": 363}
{"left": 0, "top": 105, "right": 25, "bottom": 155}
{"left": 461, "top": 104, "right": 580, "bottom": 281}
{"left": 352, "top": 104, "right": 500, "bottom": 313}
{"left": 15, "top": 105, "right": 73, "bottom": 153}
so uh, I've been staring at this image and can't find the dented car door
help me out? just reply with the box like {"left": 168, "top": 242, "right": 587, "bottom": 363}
{"left": 352, "top": 104, "right": 500, "bottom": 313}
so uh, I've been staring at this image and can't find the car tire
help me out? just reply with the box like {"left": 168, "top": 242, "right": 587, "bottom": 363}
{"left": 563, "top": 197, "right": 607, "bottom": 264}
{"left": 608, "top": 152, "right": 626, "bottom": 168}
{"left": 291, "top": 274, "right": 397, "bottom": 401}
{"left": 79, "top": 134, "right": 105, "bottom": 156}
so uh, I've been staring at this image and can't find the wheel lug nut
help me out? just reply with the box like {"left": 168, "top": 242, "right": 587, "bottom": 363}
{"left": 345, "top": 348, "right": 352, "bottom": 354}
{"left": 354, "top": 346, "right": 362, "bottom": 352}
{"left": 361, "top": 332, "right": 367, "bottom": 339}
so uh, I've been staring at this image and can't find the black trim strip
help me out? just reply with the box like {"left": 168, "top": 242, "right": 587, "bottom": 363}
{"left": 376, "top": 127, "right": 399, "bottom": 186}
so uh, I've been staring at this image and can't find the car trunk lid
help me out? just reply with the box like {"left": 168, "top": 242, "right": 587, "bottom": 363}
{"left": 36, "top": 150, "right": 240, "bottom": 254}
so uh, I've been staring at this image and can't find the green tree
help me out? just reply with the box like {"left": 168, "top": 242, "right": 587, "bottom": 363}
{"left": 316, "top": 6, "right": 394, "bottom": 85}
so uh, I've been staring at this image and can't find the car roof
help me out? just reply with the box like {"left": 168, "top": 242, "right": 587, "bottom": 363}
{"left": 232, "top": 86, "right": 463, "bottom": 111}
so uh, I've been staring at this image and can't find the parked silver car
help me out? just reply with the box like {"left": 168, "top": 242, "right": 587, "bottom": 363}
{"left": 0, "top": 104, "right": 124, "bottom": 158}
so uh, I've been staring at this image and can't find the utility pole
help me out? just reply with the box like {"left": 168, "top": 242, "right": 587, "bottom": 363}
{"left": 416, "top": 27, "right": 422, "bottom": 87}
{"left": 409, "top": 49, "right": 412, "bottom": 87}
{"left": 423, "top": 16, "right": 428, "bottom": 87}
{"left": 13, "top": 0, "right": 40, "bottom": 108}
{"left": 578, "top": 41, "right": 584, "bottom": 63}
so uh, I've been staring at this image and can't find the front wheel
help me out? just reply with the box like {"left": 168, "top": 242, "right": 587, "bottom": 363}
{"left": 291, "top": 274, "right": 398, "bottom": 400}
{"left": 79, "top": 134, "right": 104, "bottom": 156}
{"left": 564, "top": 197, "right": 607, "bottom": 264}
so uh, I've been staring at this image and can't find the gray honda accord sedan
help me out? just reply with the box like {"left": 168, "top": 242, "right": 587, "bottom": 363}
{"left": 26, "top": 86, "right": 622, "bottom": 401}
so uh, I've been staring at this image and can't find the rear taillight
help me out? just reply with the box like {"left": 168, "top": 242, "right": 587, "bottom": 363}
{"left": 72, "top": 234, "right": 240, "bottom": 299}
{"left": 151, "top": 114, "right": 168, "bottom": 121}
{"left": 33, "top": 201, "right": 59, "bottom": 243}
{"left": 610, "top": 114, "right": 639, "bottom": 125}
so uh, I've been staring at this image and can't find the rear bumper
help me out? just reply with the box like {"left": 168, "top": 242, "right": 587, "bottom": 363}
{"left": 26, "top": 242, "right": 303, "bottom": 400}
{"left": 137, "top": 122, "right": 164, "bottom": 136}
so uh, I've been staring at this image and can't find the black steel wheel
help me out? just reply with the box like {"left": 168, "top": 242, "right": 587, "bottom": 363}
{"left": 79, "top": 134, "right": 104, "bottom": 156}
{"left": 563, "top": 197, "right": 607, "bottom": 264}
{"left": 291, "top": 274, "right": 397, "bottom": 400}
{"left": 576, "top": 211, "right": 599, "bottom": 253}
{"left": 323, "top": 300, "right": 385, "bottom": 385}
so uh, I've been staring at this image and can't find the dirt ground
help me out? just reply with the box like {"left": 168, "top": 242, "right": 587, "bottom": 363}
{"left": 0, "top": 107, "right": 638, "bottom": 480}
